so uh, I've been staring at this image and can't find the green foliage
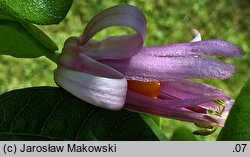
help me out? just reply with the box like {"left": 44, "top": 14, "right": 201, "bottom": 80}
{"left": 0, "top": 15, "right": 58, "bottom": 58}
{"left": 0, "top": 0, "right": 73, "bottom": 25}
{"left": 0, "top": 87, "right": 162, "bottom": 140}
{"left": 218, "top": 78, "right": 250, "bottom": 140}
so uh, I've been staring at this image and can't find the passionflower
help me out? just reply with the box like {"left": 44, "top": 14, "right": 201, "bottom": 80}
{"left": 54, "top": 4, "right": 243, "bottom": 129}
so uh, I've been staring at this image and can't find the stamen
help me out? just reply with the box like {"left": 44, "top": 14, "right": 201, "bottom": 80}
{"left": 193, "top": 123, "right": 217, "bottom": 136}
{"left": 193, "top": 127, "right": 217, "bottom": 136}
{"left": 213, "top": 99, "right": 226, "bottom": 114}
{"left": 194, "top": 123, "right": 213, "bottom": 129}
{"left": 207, "top": 109, "right": 220, "bottom": 116}
{"left": 127, "top": 80, "right": 160, "bottom": 98}
{"left": 214, "top": 99, "right": 225, "bottom": 106}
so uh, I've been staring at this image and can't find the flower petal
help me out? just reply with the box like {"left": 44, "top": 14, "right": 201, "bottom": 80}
{"left": 159, "top": 80, "right": 233, "bottom": 117}
{"left": 159, "top": 80, "right": 230, "bottom": 99}
{"left": 70, "top": 35, "right": 143, "bottom": 60}
{"left": 222, "top": 99, "right": 234, "bottom": 116}
{"left": 55, "top": 66, "right": 127, "bottom": 110}
{"left": 61, "top": 38, "right": 127, "bottom": 79}
{"left": 101, "top": 54, "right": 237, "bottom": 81}
{"left": 125, "top": 90, "right": 225, "bottom": 126}
{"left": 78, "top": 4, "right": 146, "bottom": 60}
{"left": 55, "top": 40, "right": 128, "bottom": 110}
{"left": 140, "top": 40, "right": 244, "bottom": 57}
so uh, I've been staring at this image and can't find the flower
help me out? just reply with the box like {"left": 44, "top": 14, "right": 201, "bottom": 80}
{"left": 54, "top": 4, "right": 243, "bottom": 128}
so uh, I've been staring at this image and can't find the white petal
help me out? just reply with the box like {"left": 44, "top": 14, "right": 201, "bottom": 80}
{"left": 54, "top": 66, "right": 127, "bottom": 110}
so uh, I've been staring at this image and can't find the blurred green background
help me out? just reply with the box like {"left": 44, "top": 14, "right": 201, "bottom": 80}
{"left": 0, "top": 0, "right": 250, "bottom": 140}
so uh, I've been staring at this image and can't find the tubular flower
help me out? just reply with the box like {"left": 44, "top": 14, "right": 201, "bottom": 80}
{"left": 54, "top": 4, "right": 244, "bottom": 128}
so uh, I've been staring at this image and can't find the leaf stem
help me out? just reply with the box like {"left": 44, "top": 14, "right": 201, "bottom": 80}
{"left": 44, "top": 52, "right": 61, "bottom": 64}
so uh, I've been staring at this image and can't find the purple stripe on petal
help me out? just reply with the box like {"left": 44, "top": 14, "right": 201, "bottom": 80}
{"left": 101, "top": 54, "right": 237, "bottom": 81}
{"left": 141, "top": 40, "right": 244, "bottom": 57}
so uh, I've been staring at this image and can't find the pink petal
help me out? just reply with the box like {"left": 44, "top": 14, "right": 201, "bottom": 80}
{"left": 125, "top": 91, "right": 225, "bottom": 126}
{"left": 71, "top": 35, "right": 143, "bottom": 60}
{"left": 141, "top": 40, "right": 244, "bottom": 57}
{"left": 54, "top": 40, "right": 128, "bottom": 110}
{"left": 159, "top": 80, "right": 233, "bottom": 113}
{"left": 77, "top": 4, "right": 146, "bottom": 60}
{"left": 101, "top": 54, "right": 237, "bottom": 81}
{"left": 159, "top": 80, "right": 230, "bottom": 99}
{"left": 61, "top": 39, "right": 125, "bottom": 78}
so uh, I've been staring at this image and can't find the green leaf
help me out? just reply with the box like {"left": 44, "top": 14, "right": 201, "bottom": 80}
{"left": 0, "top": 87, "right": 162, "bottom": 140}
{"left": 0, "top": 15, "right": 58, "bottom": 58}
{"left": 217, "top": 78, "right": 250, "bottom": 140}
{"left": 0, "top": 0, "right": 73, "bottom": 25}
{"left": 141, "top": 115, "right": 168, "bottom": 141}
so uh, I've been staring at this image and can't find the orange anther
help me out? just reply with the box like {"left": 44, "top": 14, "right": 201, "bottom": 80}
{"left": 128, "top": 80, "right": 160, "bottom": 98}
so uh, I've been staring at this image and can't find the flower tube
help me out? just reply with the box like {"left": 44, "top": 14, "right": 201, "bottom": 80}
{"left": 54, "top": 4, "right": 244, "bottom": 127}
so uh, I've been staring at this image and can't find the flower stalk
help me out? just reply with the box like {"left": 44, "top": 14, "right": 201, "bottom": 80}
{"left": 44, "top": 52, "right": 61, "bottom": 64}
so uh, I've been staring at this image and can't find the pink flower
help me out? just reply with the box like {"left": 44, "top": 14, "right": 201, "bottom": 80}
{"left": 54, "top": 4, "right": 243, "bottom": 128}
